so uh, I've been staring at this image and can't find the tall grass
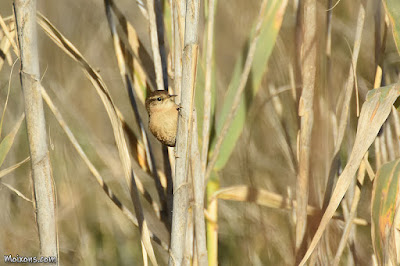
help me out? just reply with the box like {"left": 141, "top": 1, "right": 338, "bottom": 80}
{"left": 1, "top": 0, "right": 400, "bottom": 265}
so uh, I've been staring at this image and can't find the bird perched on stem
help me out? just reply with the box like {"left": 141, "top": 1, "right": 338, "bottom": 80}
{"left": 145, "top": 90, "right": 179, "bottom": 147}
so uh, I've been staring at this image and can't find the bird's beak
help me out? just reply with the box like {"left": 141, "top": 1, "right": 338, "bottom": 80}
{"left": 169, "top": 94, "right": 178, "bottom": 98}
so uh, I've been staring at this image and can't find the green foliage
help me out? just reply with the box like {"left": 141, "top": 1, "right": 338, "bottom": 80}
{"left": 371, "top": 159, "right": 400, "bottom": 265}
{"left": 208, "top": 0, "right": 288, "bottom": 171}
{"left": 384, "top": 0, "right": 400, "bottom": 54}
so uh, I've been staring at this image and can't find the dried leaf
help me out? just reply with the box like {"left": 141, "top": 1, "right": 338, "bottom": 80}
{"left": 300, "top": 84, "right": 400, "bottom": 265}
{"left": 212, "top": 185, "right": 367, "bottom": 226}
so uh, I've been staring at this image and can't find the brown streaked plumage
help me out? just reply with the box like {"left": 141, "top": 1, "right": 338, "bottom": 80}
{"left": 145, "top": 90, "right": 179, "bottom": 147}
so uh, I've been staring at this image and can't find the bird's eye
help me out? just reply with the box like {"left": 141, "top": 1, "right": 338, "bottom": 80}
{"left": 157, "top": 97, "right": 162, "bottom": 101}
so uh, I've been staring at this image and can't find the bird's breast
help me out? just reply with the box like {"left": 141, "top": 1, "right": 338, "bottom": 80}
{"left": 149, "top": 108, "right": 178, "bottom": 146}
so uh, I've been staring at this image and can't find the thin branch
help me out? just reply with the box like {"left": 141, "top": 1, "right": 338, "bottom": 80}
{"left": 0, "top": 59, "right": 18, "bottom": 138}
{"left": 0, "top": 157, "right": 30, "bottom": 179}
{"left": 201, "top": 0, "right": 217, "bottom": 178}
{"left": 1, "top": 181, "right": 33, "bottom": 203}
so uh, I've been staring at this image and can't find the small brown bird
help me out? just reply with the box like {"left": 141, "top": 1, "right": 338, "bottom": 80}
{"left": 145, "top": 90, "right": 179, "bottom": 147}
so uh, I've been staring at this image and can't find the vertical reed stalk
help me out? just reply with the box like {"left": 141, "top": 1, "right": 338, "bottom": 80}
{"left": 169, "top": 0, "right": 200, "bottom": 264}
{"left": 14, "top": 0, "right": 57, "bottom": 263}
{"left": 191, "top": 112, "right": 208, "bottom": 266}
{"left": 295, "top": 0, "right": 317, "bottom": 255}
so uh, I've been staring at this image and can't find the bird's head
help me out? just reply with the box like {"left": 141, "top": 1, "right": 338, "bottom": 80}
{"left": 145, "top": 90, "right": 177, "bottom": 115}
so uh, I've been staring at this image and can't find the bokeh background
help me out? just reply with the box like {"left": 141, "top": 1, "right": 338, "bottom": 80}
{"left": 1, "top": 0, "right": 400, "bottom": 265}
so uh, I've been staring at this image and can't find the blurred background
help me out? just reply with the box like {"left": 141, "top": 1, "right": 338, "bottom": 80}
{"left": 0, "top": 0, "right": 400, "bottom": 265}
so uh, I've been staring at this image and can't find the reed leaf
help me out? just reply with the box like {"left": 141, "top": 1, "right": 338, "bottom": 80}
{"left": 300, "top": 83, "right": 400, "bottom": 265}
{"left": 383, "top": 0, "right": 400, "bottom": 54}
{"left": 371, "top": 158, "right": 400, "bottom": 265}
{"left": 209, "top": 0, "right": 288, "bottom": 171}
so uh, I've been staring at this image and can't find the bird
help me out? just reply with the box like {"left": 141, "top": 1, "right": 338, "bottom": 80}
{"left": 145, "top": 90, "right": 179, "bottom": 147}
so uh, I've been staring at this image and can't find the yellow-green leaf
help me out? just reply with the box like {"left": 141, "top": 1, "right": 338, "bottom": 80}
{"left": 210, "top": 0, "right": 288, "bottom": 170}
{"left": 372, "top": 159, "right": 400, "bottom": 265}
{"left": 383, "top": 0, "right": 400, "bottom": 54}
